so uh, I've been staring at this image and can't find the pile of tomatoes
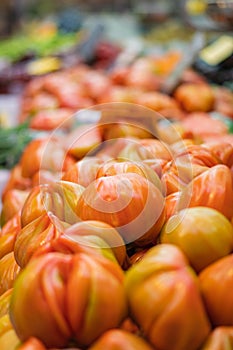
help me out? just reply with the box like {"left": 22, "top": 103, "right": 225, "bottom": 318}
{"left": 0, "top": 96, "right": 233, "bottom": 349}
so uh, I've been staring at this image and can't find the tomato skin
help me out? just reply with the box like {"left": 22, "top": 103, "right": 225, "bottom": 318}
{"left": 125, "top": 244, "right": 211, "bottom": 350}
{"left": 18, "top": 337, "right": 46, "bottom": 350}
{"left": 64, "top": 220, "right": 127, "bottom": 267}
{"left": 20, "top": 138, "right": 73, "bottom": 179}
{"left": 203, "top": 142, "right": 233, "bottom": 168}
{"left": 200, "top": 327, "right": 233, "bottom": 350}
{"left": 183, "top": 164, "right": 233, "bottom": 220}
{"left": 160, "top": 207, "right": 233, "bottom": 272}
{"left": 62, "top": 157, "right": 103, "bottom": 187}
{"left": 0, "top": 213, "right": 21, "bottom": 260}
{"left": 96, "top": 160, "right": 162, "bottom": 192}
{"left": 0, "top": 252, "right": 20, "bottom": 296}
{"left": 0, "top": 289, "right": 12, "bottom": 318}
{"left": 1, "top": 189, "right": 29, "bottom": 225}
{"left": 174, "top": 84, "right": 215, "bottom": 112}
{"left": 199, "top": 254, "right": 233, "bottom": 326}
{"left": 63, "top": 125, "right": 102, "bottom": 160}
{"left": 77, "top": 173, "right": 165, "bottom": 247}
{"left": 88, "top": 329, "right": 154, "bottom": 350}
{"left": 10, "top": 252, "right": 127, "bottom": 348}
{"left": 2, "top": 165, "right": 32, "bottom": 200}
{"left": 21, "top": 181, "right": 84, "bottom": 228}
{"left": 119, "top": 139, "right": 172, "bottom": 163}
{"left": 14, "top": 213, "right": 63, "bottom": 268}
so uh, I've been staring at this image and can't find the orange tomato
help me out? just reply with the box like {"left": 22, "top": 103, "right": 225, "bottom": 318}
{"left": 20, "top": 138, "right": 73, "bottom": 179}
{"left": 17, "top": 337, "right": 47, "bottom": 350}
{"left": 200, "top": 327, "right": 233, "bottom": 350}
{"left": 64, "top": 220, "right": 127, "bottom": 267}
{"left": 203, "top": 142, "right": 233, "bottom": 168}
{"left": 0, "top": 213, "right": 21, "bottom": 260}
{"left": 0, "top": 252, "right": 20, "bottom": 296}
{"left": 160, "top": 207, "right": 233, "bottom": 272}
{"left": 14, "top": 213, "right": 64, "bottom": 268}
{"left": 96, "top": 160, "right": 162, "bottom": 191}
{"left": 62, "top": 157, "right": 103, "bottom": 187}
{"left": 77, "top": 173, "right": 165, "bottom": 247}
{"left": 2, "top": 165, "right": 31, "bottom": 200}
{"left": 10, "top": 252, "right": 127, "bottom": 348}
{"left": 89, "top": 329, "right": 154, "bottom": 350}
{"left": 183, "top": 164, "right": 233, "bottom": 220}
{"left": 125, "top": 244, "right": 211, "bottom": 350}
{"left": 1, "top": 189, "right": 29, "bottom": 225}
{"left": 63, "top": 124, "right": 102, "bottom": 160}
{"left": 174, "top": 84, "right": 215, "bottom": 112}
{"left": 199, "top": 254, "right": 233, "bottom": 326}
{"left": 21, "top": 181, "right": 85, "bottom": 228}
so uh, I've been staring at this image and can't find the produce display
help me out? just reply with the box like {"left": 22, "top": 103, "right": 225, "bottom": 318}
{"left": 0, "top": 26, "right": 233, "bottom": 350}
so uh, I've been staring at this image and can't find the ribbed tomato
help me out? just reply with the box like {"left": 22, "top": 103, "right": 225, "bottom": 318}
{"left": 76, "top": 173, "right": 165, "bottom": 246}
{"left": 10, "top": 252, "right": 127, "bottom": 348}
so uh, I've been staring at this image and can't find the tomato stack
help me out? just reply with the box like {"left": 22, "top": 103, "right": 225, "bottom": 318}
{"left": 0, "top": 104, "right": 233, "bottom": 350}
{"left": 1, "top": 47, "right": 233, "bottom": 349}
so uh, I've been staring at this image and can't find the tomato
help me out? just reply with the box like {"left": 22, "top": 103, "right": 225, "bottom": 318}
{"left": 160, "top": 207, "right": 233, "bottom": 272}
{"left": 0, "top": 252, "right": 20, "bottom": 296}
{"left": 62, "top": 157, "right": 104, "bottom": 187}
{"left": 29, "top": 108, "right": 73, "bottom": 131}
{"left": 20, "top": 138, "right": 73, "bottom": 179}
{"left": 181, "top": 113, "right": 227, "bottom": 139}
{"left": 101, "top": 122, "right": 153, "bottom": 140}
{"left": 77, "top": 173, "right": 165, "bottom": 247}
{"left": 2, "top": 165, "right": 31, "bottom": 200}
{"left": 63, "top": 124, "right": 102, "bottom": 160}
{"left": 1, "top": 189, "right": 29, "bottom": 225}
{"left": 203, "top": 141, "right": 233, "bottom": 168}
{"left": 199, "top": 254, "right": 233, "bottom": 326}
{"left": 0, "top": 213, "right": 21, "bottom": 260}
{"left": 200, "top": 327, "right": 233, "bottom": 350}
{"left": 21, "top": 181, "right": 85, "bottom": 228}
{"left": 183, "top": 164, "right": 233, "bottom": 220}
{"left": 174, "top": 84, "right": 215, "bottom": 112}
{"left": 88, "top": 329, "right": 154, "bottom": 350}
{"left": 96, "top": 160, "right": 162, "bottom": 192}
{"left": 64, "top": 220, "right": 127, "bottom": 267}
{"left": 32, "top": 170, "right": 61, "bottom": 187}
{"left": 17, "top": 337, "right": 47, "bottom": 350}
{"left": 118, "top": 139, "right": 172, "bottom": 163}
{"left": 125, "top": 244, "right": 211, "bottom": 350}
{"left": 14, "top": 213, "right": 64, "bottom": 268}
{"left": 10, "top": 252, "right": 127, "bottom": 348}
{"left": 0, "top": 289, "right": 12, "bottom": 318}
